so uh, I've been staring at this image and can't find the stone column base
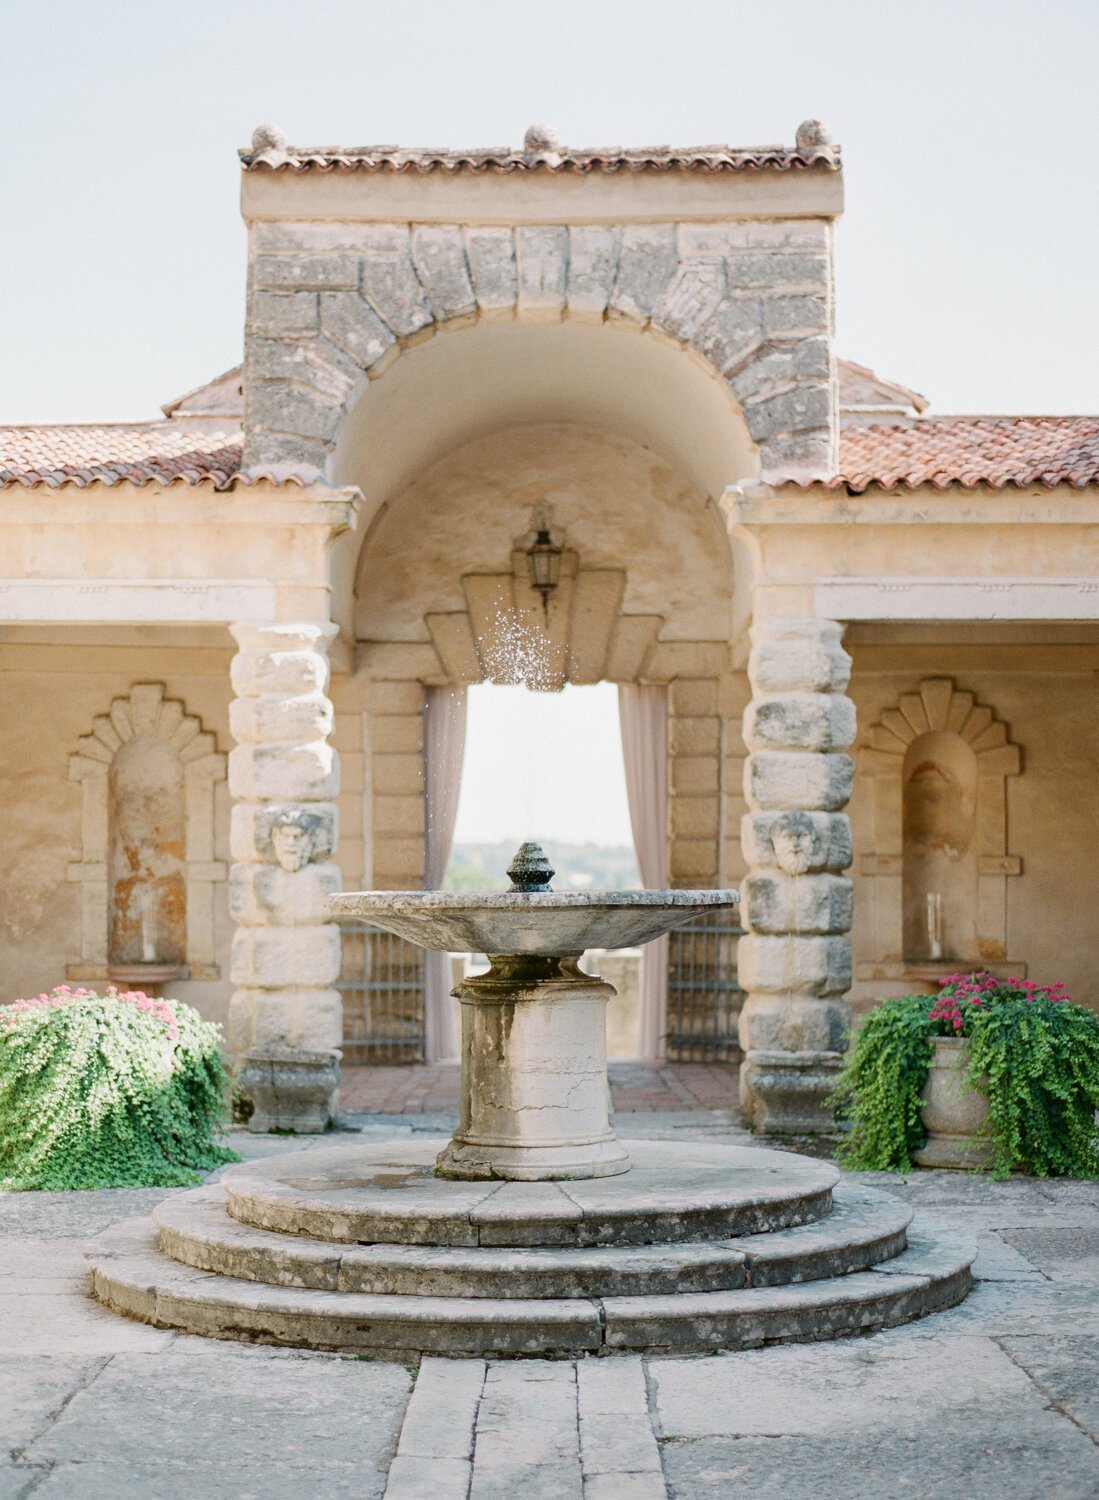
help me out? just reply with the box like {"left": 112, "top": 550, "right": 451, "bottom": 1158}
{"left": 238, "top": 1047, "right": 341, "bottom": 1134}
{"left": 740, "top": 1049, "right": 843, "bottom": 1135}
{"left": 438, "top": 957, "right": 631, "bottom": 1182}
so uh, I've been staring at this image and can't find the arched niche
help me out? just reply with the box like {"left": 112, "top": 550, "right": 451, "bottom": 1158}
{"left": 901, "top": 731, "right": 978, "bottom": 963}
{"left": 108, "top": 737, "right": 187, "bottom": 967}
{"left": 858, "top": 678, "right": 1023, "bottom": 981}
{"left": 67, "top": 683, "right": 226, "bottom": 981}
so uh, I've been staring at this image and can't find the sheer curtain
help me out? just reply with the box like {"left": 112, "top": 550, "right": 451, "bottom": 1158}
{"left": 618, "top": 684, "right": 669, "bottom": 1060}
{"left": 422, "top": 686, "right": 467, "bottom": 1060}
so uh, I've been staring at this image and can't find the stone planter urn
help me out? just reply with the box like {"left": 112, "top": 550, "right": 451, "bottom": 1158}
{"left": 237, "top": 1047, "right": 341, "bottom": 1135}
{"left": 913, "top": 1036, "right": 994, "bottom": 1169}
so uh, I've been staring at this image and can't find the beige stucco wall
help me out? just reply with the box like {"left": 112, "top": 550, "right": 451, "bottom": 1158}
{"left": 847, "top": 633, "right": 1099, "bottom": 1014}
{"left": 0, "top": 640, "right": 236, "bottom": 1027}
{"left": 354, "top": 423, "right": 735, "bottom": 647}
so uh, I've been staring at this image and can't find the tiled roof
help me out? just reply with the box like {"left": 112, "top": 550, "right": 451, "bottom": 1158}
{"left": 0, "top": 424, "right": 243, "bottom": 489}
{"left": 161, "top": 366, "right": 243, "bottom": 419}
{"left": 3, "top": 415, "right": 1099, "bottom": 494}
{"left": 239, "top": 144, "right": 839, "bottom": 175}
{"left": 834, "top": 417, "right": 1099, "bottom": 493}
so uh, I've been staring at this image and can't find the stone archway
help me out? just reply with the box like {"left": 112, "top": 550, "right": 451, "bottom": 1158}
{"left": 349, "top": 419, "right": 739, "bottom": 901}
{"left": 243, "top": 219, "right": 834, "bottom": 486}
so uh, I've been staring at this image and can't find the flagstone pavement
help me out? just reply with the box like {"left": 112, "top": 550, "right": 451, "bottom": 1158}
{"left": 2, "top": 1068, "right": 1097, "bottom": 1498}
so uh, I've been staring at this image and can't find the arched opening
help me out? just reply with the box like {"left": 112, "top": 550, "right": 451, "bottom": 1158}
{"left": 902, "top": 731, "right": 979, "bottom": 963}
{"left": 447, "top": 680, "right": 642, "bottom": 1056}
{"left": 331, "top": 317, "right": 751, "bottom": 1064}
{"left": 108, "top": 736, "right": 187, "bottom": 968}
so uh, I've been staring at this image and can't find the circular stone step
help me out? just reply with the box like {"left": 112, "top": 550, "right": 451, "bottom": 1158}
{"left": 222, "top": 1138, "right": 839, "bottom": 1249}
{"left": 154, "top": 1182, "right": 911, "bottom": 1299}
{"left": 86, "top": 1216, "right": 974, "bottom": 1358}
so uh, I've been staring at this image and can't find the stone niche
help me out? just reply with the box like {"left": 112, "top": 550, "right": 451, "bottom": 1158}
{"left": 857, "top": 678, "right": 1023, "bottom": 982}
{"left": 108, "top": 737, "right": 187, "bottom": 967}
{"left": 901, "top": 731, "right": 978, "bottom": 963}
{"left": 67, "top": 684, "right": 226, "bottom": 981}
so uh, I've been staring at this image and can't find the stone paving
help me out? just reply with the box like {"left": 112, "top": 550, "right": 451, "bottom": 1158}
{"left": 2, "top": 1102, "right": 1098, "bottom": 1497}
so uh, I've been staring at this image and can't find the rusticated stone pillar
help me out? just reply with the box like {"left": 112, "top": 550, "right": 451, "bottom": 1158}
{"left": 738, "top": 620, "right": 855, "bottom": 1134}
{"left": 228, "top": 623, "right": 343, "bottom": 1130}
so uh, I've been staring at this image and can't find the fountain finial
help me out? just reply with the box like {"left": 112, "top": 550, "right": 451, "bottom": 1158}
{"left": 507, "top": 841, "right": 555, "bottom": 892}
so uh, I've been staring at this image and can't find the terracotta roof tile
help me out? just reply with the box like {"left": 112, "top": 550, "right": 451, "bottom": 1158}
{"left": 832, "top": 417, "right": 1099, "bottom": 493}
{"left": 3, "top": 415, "right": 1098, "bottom": 495}
{"left": 239, "top": 144, "right": 840, "bottom": 175}
{"left": 0, "top": 424, "right": 243, "bottom": 490}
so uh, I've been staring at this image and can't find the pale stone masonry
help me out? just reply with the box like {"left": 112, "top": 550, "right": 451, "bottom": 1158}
{"left": 244, "top": 218, "right": 836, "bottom": 484}
{"left": 738, "top": 619, "right": 856, "bottom": 1132}
{"left": 227, "top": 623, "right": 344, "bottom": 1117}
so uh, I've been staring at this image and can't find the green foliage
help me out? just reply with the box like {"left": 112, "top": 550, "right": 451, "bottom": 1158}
{"left": 832, "top": 995, "right": 934, "bottom": 1172}
{"left": 965, "top": 996, "right": 1099, "bottom": 1178}
{"left": 833, "top": 972, "right": 1099, "bottom": 1178}
{"left": 0, "top": 987, "right": 239, "bottom": 1191}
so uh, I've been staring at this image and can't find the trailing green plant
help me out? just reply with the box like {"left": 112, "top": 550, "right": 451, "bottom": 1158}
{"left": 831, "top": 993, "right": 935, "bottom": 1172}
{"left": 0, "top": 985, "right": 239, "bottom": 1190}
{"left": 833, "top": 972, "right": 1099, "bottom": 1179}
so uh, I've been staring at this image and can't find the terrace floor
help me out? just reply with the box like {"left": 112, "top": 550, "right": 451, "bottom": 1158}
{"left": 3, "top": 1101, "right": 1098, "bottom": 1498}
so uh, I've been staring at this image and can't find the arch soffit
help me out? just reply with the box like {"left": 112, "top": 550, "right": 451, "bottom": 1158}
{"left": 353, "top": 420, "right": 734, "bottom": 690}
{"left": 67, "top": 684, "right": 226, "bottom": 978}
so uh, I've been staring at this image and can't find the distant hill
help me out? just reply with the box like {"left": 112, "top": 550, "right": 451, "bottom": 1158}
{"left": 446, "top": 839, "right": 640, "bottom": 892}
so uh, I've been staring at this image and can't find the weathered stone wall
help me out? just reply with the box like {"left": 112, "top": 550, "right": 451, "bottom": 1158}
{"left": 738, "top": 619, "right": 856, "bottom": 1132}
{"left": 244, "top": 219, "right": 835, "bottom": 483}
{"left": 0, "top": 643, "right": 234, "bottom": 1023}
{"left": 846, "top": 638, "right": 1099, "bottom": 1013}
{"left": 363, "top": 680, "right": 425, "bottom": 891}
{"left": 228, "top": 623, "right": 343, "bottom": 1070}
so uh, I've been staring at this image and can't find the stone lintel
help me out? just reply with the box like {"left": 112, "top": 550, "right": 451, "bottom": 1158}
{"left": 242, "top": 168, "right": 843, "bottom": 228}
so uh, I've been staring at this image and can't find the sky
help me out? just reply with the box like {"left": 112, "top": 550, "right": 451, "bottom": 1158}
{"left": 3, "top": 0, "right": 1097, "bottom": 424}
{"left": 453, "top": 684, "right": 635, "bottom": 847}
{"left": 3, "top": 0, "right": 1097, "bottom": 848}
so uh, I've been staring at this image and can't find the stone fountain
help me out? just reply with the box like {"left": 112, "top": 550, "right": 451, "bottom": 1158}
{"left": 86, "top": 844, "right": 975, "bottom": 1358}
{"left": 331, "top": 841, "right": 737, "bottom": 1183}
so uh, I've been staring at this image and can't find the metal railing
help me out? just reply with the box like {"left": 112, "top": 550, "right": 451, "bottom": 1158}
{"left": 338, "top": 923, "right": 426, "bottom": 1063}
{"left": 339, "top": 913, "right": 743, "bottom": 1066}
{"left": 664, "top": 911, "right": 744, "bottom": 1062}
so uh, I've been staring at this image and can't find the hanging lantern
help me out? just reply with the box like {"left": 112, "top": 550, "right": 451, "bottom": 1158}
{"left": 526, "top": 519, "right": 564, "bottom": 617}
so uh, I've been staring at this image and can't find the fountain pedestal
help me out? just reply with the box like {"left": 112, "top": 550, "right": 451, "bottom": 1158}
{"left": 437, "top": 956, "right": 629, "bottom": 1181}
{"left": 328, "top": 841, "right": 740, "bottom": 1182}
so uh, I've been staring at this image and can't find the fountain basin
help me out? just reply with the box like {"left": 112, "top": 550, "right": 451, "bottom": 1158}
{"left": 327, "top": 888, "right": 739, "bottom": 958}
{"left": 330, "top": 846, "right": 739, "bottom": 1181}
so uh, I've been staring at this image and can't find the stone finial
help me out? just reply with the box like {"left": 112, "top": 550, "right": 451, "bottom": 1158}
{"left": 251, "top": 122, "right": 291, "bottom": 167}
{"left": 507, "top": 841, "right": 555, "bottom": 892}
{"left": 523, "top": 123, "right": 562, "bottom": 163}
{"left": 795, "top": 119, "right": 832, "bottom": 151}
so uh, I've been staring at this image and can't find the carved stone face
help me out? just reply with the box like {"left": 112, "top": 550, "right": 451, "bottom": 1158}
{"left": 271, "top": 814, "right": 318, "bottom": 873}
{"left": 770, "top": 812, "right": 822, "bottom": 876}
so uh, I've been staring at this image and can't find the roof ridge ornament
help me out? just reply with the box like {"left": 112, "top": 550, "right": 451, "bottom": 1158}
{"left": 251, "top": 123, "right": 292, "bottom": 168}
{"left": 795, "top": 119, "right": 833, "bottom": 153}
{"left": 523, "top": 122, "right": 562, "bottom": 166}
